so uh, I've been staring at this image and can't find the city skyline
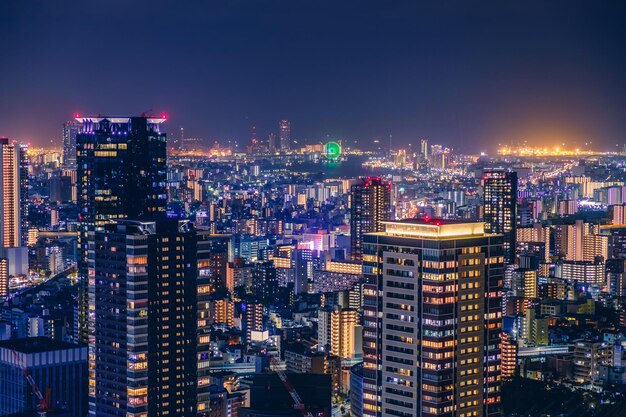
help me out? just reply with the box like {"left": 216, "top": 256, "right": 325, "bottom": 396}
{"left": 5, "top": 3, "right": 626, "bottom": 417}
{"left": 1, "top": 1, "right": 626, "bottom": 151}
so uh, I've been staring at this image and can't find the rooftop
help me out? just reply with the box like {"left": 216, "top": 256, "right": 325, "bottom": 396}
{"left": 0, "top": 337, "right": 83, "bottom": 354}
{"left": 376, "top": 218, "right": 489, "bottom": 239}
{"left": 75, "top": 115, "right": 167, "bottom": 124}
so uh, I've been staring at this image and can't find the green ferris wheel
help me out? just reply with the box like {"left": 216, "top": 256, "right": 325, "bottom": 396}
{"left": 323, "top": 141, "right": 342, "bottom": 160}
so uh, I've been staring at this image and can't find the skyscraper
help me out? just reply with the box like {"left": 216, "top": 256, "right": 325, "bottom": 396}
{"left": 268, "top": 132, "right": 277, "bottom": 153}
{"left": 89, "top": 219, "right": 197, "bottom": 417}
{"left": 362, "top": 219, "right": 503, "bottom": 417}
{"left": 75, "top": 116, "right": 167, "bottom": 342}
{"left": 279, "top": 119, "right": 290, "bottom": 151}
{"left": 0, "top": 138, "right": 28, "bottom": 249}
{"left": 0, "top": 258, "right": 7, "bottom": 302}
{"left": 350, "top": 177, "right": 391, "bottom": 261}
{"left": 483, "top": 170, "right": 517, "bottom": 264}
{"left": 62, "top": 119, "right": 81, "bottom": 169}
{"left": 420, "top": 138, "right": 429, "bottom": 160}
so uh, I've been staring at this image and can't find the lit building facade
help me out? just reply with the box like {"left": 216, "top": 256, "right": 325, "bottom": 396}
{"left": 0, "top": 258, "right": 6, "bottom": 301}
{"left": 318, "top": 306, "right": 361, "bottom": 359}
{"left": 500, "top": 333, "right": 517, "bottom": 378}
{"left": 62, "top": 119, "right": 81, "bottom": 169}
{"left": 279, "top": 119, "right": 290, "bottom": 151}
{"left": 89, "top": 219, "right": 197, "bottom": 417}
{"left": 362, "top": 219, "right": 503, "bottom": 417}
{"left": 483, "top": 170, "right": 517, "bottom": 264}
{"left": 0, "top": 138, "right": 28, "bottom": 249}
{"left": 350, "top": 177, "right": 391, "bottom": 262}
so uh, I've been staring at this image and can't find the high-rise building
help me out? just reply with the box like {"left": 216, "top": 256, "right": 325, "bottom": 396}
{"left": 89, "top": 219, "right": 197, "bottom": 417}
{"left": 350, "top": 177, "right": 391, "bottom": 261}
{"left": 268, "top": 132, "right": 277, "bottom": 153}
{"left": 318, "top": 306, "right": 362, "bottom": 359}
{"left": 0, "top": 258, "right": 7, "bottom": 302}
{"left": 75, "top": 115, "right": 168, "bottom": 342}
{"left": 0, "top": 138, "right": 28, "bottom": 249}
{"left": 362, "top": 219, "right": 503, "bottom": 417}
{"left": 62, "top": 119, "right": 81, "bottom": 169}
{"left": 420, "top": 138, "right": 429, "bottom": 160}
{"left": 243, "top": 303, "right": 263, "bottom": 344}
{"left": 279, "top": 119, "right": 290, "bottom": 151}
{"left": 0, "top": 337, "right": 88, "bottom": 417}
{"left": 510, "top": 268, "right": 537, "bottom": 299}
{"left": 483, "top": 170, "right": 517, "bottom": 263}
{"left": 501, "top": 332, "right": 518, "bottom": 378}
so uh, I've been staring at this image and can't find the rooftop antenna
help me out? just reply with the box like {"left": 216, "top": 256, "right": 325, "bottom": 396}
{"left": 140, "top": 109, "right": 153, "bottom": 117}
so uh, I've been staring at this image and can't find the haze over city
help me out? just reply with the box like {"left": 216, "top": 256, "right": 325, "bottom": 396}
{"left": 1, "top": 0, "right": 626, "bottom": 151}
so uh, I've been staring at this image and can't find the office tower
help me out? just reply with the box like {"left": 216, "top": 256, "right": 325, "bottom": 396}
{"left": 89, "top": 219, "right": 197, "bottom": 417}
{"left": 350, "top": 177, "right": 391, "bottom": 261}
{"left": 362, "top": 219, "right": 503, "bottom": 417}
{"left": 62, "top": 119, "right": 81, "bottom": 169}
{"left": 279, "top": 119, "right": 290, "bottom": 151}
{"left": 0, "top": 138, "right": 28, "bottom": 249}
{"left": 75, "top": 115, "right": 167, "bottom": 342}
{"left": 483, "top": 170, "right": 517, "bottom": 263}
{"left": 0, "top": 337, "right": 88, "bottom": 417}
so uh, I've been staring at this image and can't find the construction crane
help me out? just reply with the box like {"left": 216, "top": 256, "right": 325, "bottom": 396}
{"left": 267, "top": 354, "right": 314, "bottom": 417}
{"left": 11, "top": 349, "right": 50, "bottom": 417}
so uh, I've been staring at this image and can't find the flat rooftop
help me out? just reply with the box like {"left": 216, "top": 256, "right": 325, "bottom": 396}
{"left": 376, "top": 218, "right": 489, "bottom": 239}
{"left": 0, "top": 337, "right": 83, "bottom": 353}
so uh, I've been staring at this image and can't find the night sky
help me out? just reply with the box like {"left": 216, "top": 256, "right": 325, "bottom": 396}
{"left": 1, "top": 0, "right": 625, "bottom": 152}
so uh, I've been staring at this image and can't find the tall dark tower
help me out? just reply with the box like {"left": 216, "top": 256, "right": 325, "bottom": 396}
{"left": 62, "top": 119, "right": 80, "bottom": 169}
{"left": 89, "top": 219, "right": 197, "bottom": 417}
{"left": 279, "top": 119, "right": 290, "bottom": 151}
{"left": 350, "top": 177, "right": 391, "bottom": 261}
{"left": 483, "top": 170, "right": 518, "bottom": 264}
{"left": 75, "top": 116, "right": 167, "bottom": 342}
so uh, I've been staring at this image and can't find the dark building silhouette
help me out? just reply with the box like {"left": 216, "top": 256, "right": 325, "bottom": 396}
{"left": 240, "top": 373, "right": 331, "bottom": 417}
{"left": 0, "top": 337, "right": 87, "bottom": 417}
